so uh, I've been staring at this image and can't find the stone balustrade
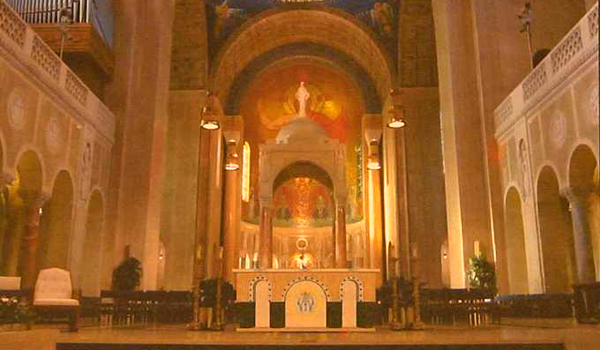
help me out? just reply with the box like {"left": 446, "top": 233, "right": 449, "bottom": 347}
{"left": 494, "top": 3, "right": 598, "bottom": 138}
{"left": 0, "top": 0, "right": 115, "bottom": 142}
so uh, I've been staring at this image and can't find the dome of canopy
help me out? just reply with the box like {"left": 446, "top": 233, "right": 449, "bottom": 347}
{"left": 275, "top": 117, "right": 329, "bottom": 144}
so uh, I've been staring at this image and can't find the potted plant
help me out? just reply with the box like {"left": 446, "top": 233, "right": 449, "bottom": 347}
{"left": 466, "top": 254, "right": 497, "bottom": 293}
{"left": 15, "top": 301, "right": 37, "bottom": 330}
{"left": 112, "top": 257, "right": 142, "bottom": 291}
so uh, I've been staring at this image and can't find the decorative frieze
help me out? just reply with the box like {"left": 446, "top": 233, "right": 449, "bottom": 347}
{"left": 523, "top": 63, "right": 548, "bottom": 102}
{"left": 281, "top": 275, "right": 331, "bottom": 301}
{"left": 339, "top": 275, "right": 364, "bottom": 301}
{"left": 588, "top": 5, "right": 598, "bottom": 39}
{"left": 65, "top": 71, "right": 88, "bottom": 105}
{"left": 550, "top": 27, "right": 583, "bottom": 74}
{"left": 0, "top": 0, "right": 25, "bottom": 47}
{"left": 31, "top": 36, "right": 60, "bottom": 81}
{"left": 248, "top": 275, "right": 272, "bottom": 302}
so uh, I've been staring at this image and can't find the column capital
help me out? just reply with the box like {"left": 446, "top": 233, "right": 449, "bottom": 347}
{"left": 0, "top": 173, "right": 15, "bottom": 188}
{"left": 259, "top": 197, "right": 273, "bottom": 208}
{"left": 335, "top": 193, "right": 348, "bottom": 205}
{"left": 18, "top": 189, "right": 51, "bottom": 208}
{"left": 561, "top": 186, "right": 594, "bottom": 205}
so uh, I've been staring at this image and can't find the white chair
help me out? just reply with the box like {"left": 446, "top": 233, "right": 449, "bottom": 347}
{"left": 33, "top": 268, "right": 80, "bottom": 331}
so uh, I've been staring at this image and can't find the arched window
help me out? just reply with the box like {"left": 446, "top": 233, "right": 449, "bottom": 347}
{"left": 242, "top": 141, "right": 251, "bottom": 202}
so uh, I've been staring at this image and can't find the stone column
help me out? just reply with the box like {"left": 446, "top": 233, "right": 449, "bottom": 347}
{"left": 20, "top": 192, "right": 50, "bottom": 288}
{"left": 259, "top": 198, "right": 273, "bottom": 269}
{"left": 562, "top": 187, "right": 596, "bottom": 284}
{"left": 335, "top": 197, "right": 348, "bottom": 268}
{"left": 222, "top": 141, "right": 240, "bottom": 283}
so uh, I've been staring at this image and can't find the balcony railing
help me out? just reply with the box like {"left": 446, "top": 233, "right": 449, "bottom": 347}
{"left": 0, "top": 0, "right": 115, "bottom": 142}
{"left": 494, "top": 3, "right": 598, "bottom": 137}
{"left": 5, "top": 0, "right": 112, "bottom": 47}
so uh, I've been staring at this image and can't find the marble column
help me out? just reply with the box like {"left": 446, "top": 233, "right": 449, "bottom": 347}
{"left": 562, "top": 186, "right": 596, "bottom": 284}
{"left": 222, "top": 142, "right": 240, "bottom": 283}
{"left": 20, "top": 192, "right": 50, "bottom": 288}
{"left": 335, "top": 198, "right": 348, "bottom": 268}
{"left": 259, "top": 198, "right": 273, "bottom": 269}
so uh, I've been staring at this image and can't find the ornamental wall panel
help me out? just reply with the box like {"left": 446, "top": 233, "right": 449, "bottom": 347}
{"left": 0, "top": 62, "right": 40, "bottom": 165}
{"left": 539, "top": 91, "right": 578, "bottom": 186}
{"left": 35, "top": 98, "right": 70, "bottom": 182}
{"left": 528, "top": 116, "right": 544, "bottom": 172}
{"left": 573, "top": 64, "right": 600, "bottom": 145}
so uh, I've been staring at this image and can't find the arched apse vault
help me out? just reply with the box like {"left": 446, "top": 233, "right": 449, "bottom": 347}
{"left": 503, "top": 187, "right": 529, "bottom": 294}
{"left": 211, "top": 6, "right": 394, "bottom": 105}
{"left": 273, "top": 161, "right": 333, "bottom": 193}
{"left": 225, "top": 43, "right": 381, "bottom": 115}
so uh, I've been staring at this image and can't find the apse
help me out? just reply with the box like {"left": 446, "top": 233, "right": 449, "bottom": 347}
{"left": 239, "top": 63, "right": 365, "bottom": 226}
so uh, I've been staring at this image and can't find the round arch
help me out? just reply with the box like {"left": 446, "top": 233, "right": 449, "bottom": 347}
{"left": 504, "top": 187, "right": 529, "bottom": 294}
{"left": 567, "top": 144, "right": 599, "bottom": 281}
{"left": 261, "top": 156, "right": 346, "bottom": 201}
{"left": 225, "top": 43, "right": 380, "bottom": 115}
{"left": 38, "top": 170, "right": 74, "bottom": 271}
{"left": 211, "top": 6, "right": 394, "bottom": 105}
{"left": 15, "top": 149, "right": 44, "bottom": 195}
{"left": 537, "top": 166, "right": 575, "bottom": 292}
{"left": 568, "top": 144, "right": 598, "bottom": 189}
{"left": 273, "top": 161, "right": 333, "bottom": 193}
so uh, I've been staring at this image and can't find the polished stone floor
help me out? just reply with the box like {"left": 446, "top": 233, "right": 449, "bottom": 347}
{"left": 0, "top": 321, "right": 598, "bottom": 350}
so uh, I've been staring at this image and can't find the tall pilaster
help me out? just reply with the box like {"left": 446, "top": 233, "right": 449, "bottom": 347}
{"left": 432, "top": 0, "right": 494, "bottom": 288}
{"left": 108, "top": 0, "right": 175, "bottom": 290}
{"left": 562, "top": 187, "right": 597, "bottom": 284}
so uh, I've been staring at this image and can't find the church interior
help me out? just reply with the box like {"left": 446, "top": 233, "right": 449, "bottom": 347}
{"left": 0, "top": 0, "right": 599, "bottom": 349}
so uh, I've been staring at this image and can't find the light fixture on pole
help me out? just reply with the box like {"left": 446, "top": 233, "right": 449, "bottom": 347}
{"left": 367, "top": 139, "right": 381, "bottom": 170}
{"left": 224, "top": 140, "right": 239, "bottom": 171}
{"left": 200, "top": 101, "right": 220, "bottom": 130}
{"left": 387, "top": 92, "right": 406, "bottom": 129}
{"left": 387, "top": 116, "right": 406, "bottom": 129}
{"left": 367, "top": 155, "right": 382, "bottom": 170}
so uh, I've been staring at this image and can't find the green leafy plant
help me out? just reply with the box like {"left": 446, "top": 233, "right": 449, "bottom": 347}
{"left": 466, "top": 254, "right": 497, "bottom": 293}
{"left": 199, "top": 279, "right": 235, "bottom": 307}
{"left": 112, "top": 257, "right": 143, "bottom": 291}
{"left": 14, "top": 301, "right": 37, "bottom": 328}
{"left": 1, "top": 297, "right": 37, "bottom": 328}
{"left": 0, "top": 297, "right": 19, "bottom": 325}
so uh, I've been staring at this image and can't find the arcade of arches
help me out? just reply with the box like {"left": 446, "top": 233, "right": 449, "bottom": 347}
{"left": 0, "top": 0, "right": 598, "bottom": 316}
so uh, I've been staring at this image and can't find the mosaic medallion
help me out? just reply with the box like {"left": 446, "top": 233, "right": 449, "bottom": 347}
{"left": 45, "top": 116, "right": 63, "bottom": 154}
{"left": 549, "top": 111, "right": 566, "bottom": 149}
{"left": 7, "top": 89, "right": 26, "bottom": 130}
{"left": 589, "top": 83, "right": 599, "bottom": 126}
